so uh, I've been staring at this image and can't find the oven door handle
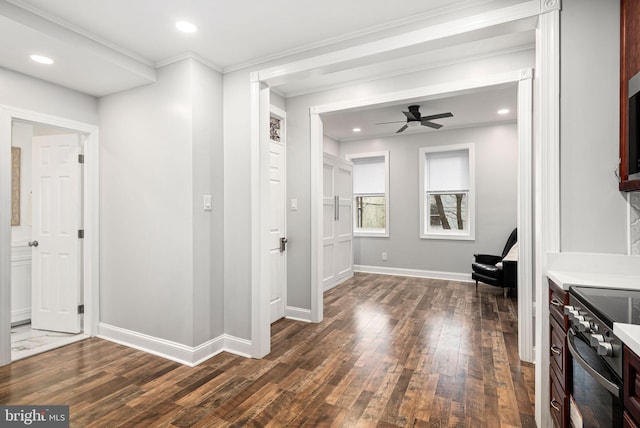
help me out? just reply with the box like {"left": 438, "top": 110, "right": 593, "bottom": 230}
{"left": 567, "top": 328, "right": 620, "bottom": 397}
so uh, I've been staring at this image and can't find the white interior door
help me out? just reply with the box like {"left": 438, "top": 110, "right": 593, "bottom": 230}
{"left": 269, "top": 119, "right": 287, "bottom": 323}
{"left": 31, "top": 134, "right": 82, "bottom": 333}
{"left": 322, "top": 156, "right": 337, "bottom": 289}
{"left": 334, "top": 162, "right": 353, "bottom": 283}
{"left": 322, "top": 154, "right": 353, "bottom": 290}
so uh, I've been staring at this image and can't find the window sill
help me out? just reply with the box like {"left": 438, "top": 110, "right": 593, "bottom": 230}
{"left": 355, "top": 230, "right": 389, "bottom": 238}
{"left": 420, "top": 232, "right": 474, "bottom": 241}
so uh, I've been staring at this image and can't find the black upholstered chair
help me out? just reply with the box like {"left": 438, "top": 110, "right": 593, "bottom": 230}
{"left": 472, "top": 228, "right": 517, "bottom": 295}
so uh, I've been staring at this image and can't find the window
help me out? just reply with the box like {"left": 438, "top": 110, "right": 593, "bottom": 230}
{"left": 419, "top": 144, "right": 474, "bottom": 240}
{"left": 347, "top": 151, "right": 389, "bottom": 237}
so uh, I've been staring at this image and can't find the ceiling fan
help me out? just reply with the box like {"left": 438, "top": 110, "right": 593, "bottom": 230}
{"left": 377, "top": 105, "right": 453, "bottom": 133}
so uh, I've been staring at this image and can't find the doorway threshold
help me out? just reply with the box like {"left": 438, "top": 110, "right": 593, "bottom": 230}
{"left": 11, "top": 324, "right": 88, "bottom": 361}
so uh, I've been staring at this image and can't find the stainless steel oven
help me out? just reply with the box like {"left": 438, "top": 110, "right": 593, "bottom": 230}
{"left": 566, "top": 327, "right": 623, "bottom": 427}
{"left": 565, "top": 286, "right": 640, "bottom": 427}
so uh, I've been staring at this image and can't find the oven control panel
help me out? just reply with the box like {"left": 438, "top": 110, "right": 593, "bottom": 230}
{"left": 565, "top": 301, "right": 622, "bottom": 378}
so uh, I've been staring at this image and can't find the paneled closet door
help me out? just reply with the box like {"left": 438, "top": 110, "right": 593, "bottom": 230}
{"left": 322, "top": 153, "right": 353, "bottom": 291}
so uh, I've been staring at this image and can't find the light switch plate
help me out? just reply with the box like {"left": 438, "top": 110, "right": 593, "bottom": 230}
{"left": 290, "top": 199, "right": 298, "bottom": 211}
{"left": 203, "top": 195, "right": 212, "bottom": 211}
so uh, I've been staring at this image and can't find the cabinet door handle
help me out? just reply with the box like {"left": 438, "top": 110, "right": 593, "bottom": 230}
{"left": 334, "top": 195, "right": 339, "bottom": 221}
{"left": 550, "top": 298, "right": 563, "bottom": 307}
{"left": 550, "top": 399, "right": 561, "bottom": 412}
{"left": 550, "top": 345, "right": 562, "bottom": 355}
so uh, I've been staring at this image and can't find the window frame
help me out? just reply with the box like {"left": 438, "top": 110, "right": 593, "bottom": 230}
{"left": 346, "top": 151, "right": 390, "bottom": 238}
{"left": 419, "top": 143, "right": 475, "bottom": 240}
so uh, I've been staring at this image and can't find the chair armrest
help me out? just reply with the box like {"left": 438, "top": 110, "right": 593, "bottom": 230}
{"left": 473, "top": 254, "right": 502, "bottom": 265}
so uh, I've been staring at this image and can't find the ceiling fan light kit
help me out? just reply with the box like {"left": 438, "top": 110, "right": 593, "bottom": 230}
{"left": 377, "top": 104, "right": 453, "bottom": 133}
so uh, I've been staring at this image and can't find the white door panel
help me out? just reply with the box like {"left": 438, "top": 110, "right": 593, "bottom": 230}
{"left": 322, "top": 154, "right": 353, "bottom": 290}
{"left": 269, "top": 132, "right": 286, "bottom": 323}
{"left": 31, "top": 134, "right": 82, "bottom": 334}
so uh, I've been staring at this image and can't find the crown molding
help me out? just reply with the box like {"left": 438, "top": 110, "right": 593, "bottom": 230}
{"left": 155, "top": 52, "right": 223, "bottom": 73}
{"left": 222, "top": 0, "right": 502, "bottom": 74}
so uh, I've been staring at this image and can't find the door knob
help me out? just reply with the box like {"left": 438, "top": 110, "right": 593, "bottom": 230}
{"left": 28, "top": 240, "right": 39, "bottom": 247}
{"left": 279, "top": 237, "right": 288, "bottom": 252}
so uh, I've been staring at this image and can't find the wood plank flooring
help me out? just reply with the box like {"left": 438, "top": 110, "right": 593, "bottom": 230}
{"left": 0, "top": 273, "right": 535, "bottom": 427}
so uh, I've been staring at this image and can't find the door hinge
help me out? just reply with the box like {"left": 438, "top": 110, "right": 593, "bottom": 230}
{"left": 78, "top": 304, "right": 84, "bottom": 314}
{"left": 78, "top": 154, "right": 85, "bottom": 164}
{"left": 78, "top": 229, "right": 84, "bottom": 239}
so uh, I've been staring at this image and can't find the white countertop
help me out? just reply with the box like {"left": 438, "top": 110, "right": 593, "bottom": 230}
{"left": 615, "top": 323, "right": 640, "bottom": 356}
{"left": 547, "top": 268, "right": 640, "bottom": 352}
{"left": 547, "top": 270, "right": 640, "bottom": 291}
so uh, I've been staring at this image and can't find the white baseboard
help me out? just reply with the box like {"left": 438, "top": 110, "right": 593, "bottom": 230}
{"left": 98, "top": 323, "right": 253, "bottom": 366}
{"left": 11, "top": 308, "right": 30, "bottom": 325}
{"left": 285, "top": 306, "right": 312, "bottom": 323}
{"left": 323, "top": 272, "right": 354, "bottom": 292}
{"left": 354, "top": 265, "right": 473, "bottom": 282}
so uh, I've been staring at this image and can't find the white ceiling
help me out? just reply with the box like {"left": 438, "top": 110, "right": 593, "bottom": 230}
{"left": 11, "top": 0, "right": 480, "bottom": 70}
{"left": 0, "top": 0, "right": 532, "bottom": 134}
{"left": 321, "top": 84, "right": 518, "bottom": 141}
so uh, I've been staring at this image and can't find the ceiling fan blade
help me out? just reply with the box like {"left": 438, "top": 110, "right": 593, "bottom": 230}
{"left": 421, "top": 112, "right": 453, "bottom": 121}
{"left": 396, "top": 124, "right": 409, "bottom": 133}
{"left": 376, "top": 120, "right": 407, "bottom": 125}
{"left": 403, "top": 110, "right": 420, "bottom": 121}
{"left": 421, "top": 121, "right": 443, "bottom": 129}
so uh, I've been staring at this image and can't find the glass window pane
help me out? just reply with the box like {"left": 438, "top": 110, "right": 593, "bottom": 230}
{"left": 427, "top": 193, "right": 467, "bottom": 232}
{"left": 355, "top": 196, "right": 386, "bottom": 230}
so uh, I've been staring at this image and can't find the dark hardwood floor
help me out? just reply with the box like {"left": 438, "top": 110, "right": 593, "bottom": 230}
{"left": 0, "top": 273, "right": 535, "bottom": 427}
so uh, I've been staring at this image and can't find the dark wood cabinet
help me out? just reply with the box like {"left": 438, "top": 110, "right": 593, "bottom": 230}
{"left": 549, "top": 278, "right": 570, "bottom": 428}
{"left": 620, "top": 0, "right": 640, "bottom": 191}
{"left": 624, "top": 346, "right": 640, "bottom": 425}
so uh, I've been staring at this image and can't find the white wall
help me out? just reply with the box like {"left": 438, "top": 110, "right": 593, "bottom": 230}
{"left": 323, "top": 135, "right": 339, "bottom": 157}
{"left": 340, "top": 123, "right": 518, "bottom": 274}
{"left": 560, "top": 0, "right": 627, "bottom": 253}
{"left": 192, "top": 60, "right": 224, "bottom": 344}
{"left": 222, "top": 70, "right": 254, "bottom": 340}
{"left": 99, "top": 58, "right": 223, "bottom": 347}
{"left": 0, "top": 67, "right": 98, "bottom": 125}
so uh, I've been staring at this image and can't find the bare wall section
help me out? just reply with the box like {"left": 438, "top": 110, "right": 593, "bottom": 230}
{"left": 99, "top": 59, "right": 224, "bottom": 347}
{"left": 560, "top": 0, "right": 627, "bottom": 253}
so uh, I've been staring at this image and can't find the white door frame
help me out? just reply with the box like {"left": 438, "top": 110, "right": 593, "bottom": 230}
{"left": 0, "top": 106, "right": 100, "bottom": 366}
{"left": 309, "top": 69, "right": 535, "bottom": 360}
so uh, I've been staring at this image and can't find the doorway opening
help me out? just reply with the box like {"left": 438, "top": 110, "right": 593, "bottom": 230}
{"left": 0, "top": 106, "right": 100, "bottom": 366}
{"left": 9, "top": 121, "right": 89, "bottom": 361}
{"left": 309, "top": 69, "right": 534, "bottom": 362}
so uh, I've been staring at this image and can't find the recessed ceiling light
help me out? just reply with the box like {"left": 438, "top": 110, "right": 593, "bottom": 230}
{"left": 30, "top": 54, "right": 54, "bottom": 65}
{"left": 176, "top": 21, "right": 198, "bottom": 33}
{"left": 498, "top": 108, "right": 510, "bottom": 115}
{"left": 352, "top": 127, "right": 361, "bottom": 132}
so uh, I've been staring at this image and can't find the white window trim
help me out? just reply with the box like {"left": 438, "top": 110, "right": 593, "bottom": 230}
{"left": 346, "top": 151, "right": 390, "bottom": 238}
{"left": 419, "top": 143, "right": 475, "bottom": 240}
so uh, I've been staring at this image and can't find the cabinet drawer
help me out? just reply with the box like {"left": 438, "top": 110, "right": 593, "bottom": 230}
{"left": 550, "top": 368, "right": 567, "bottom": 428}
{"left": 549, "top": 279, "right": 569, "bottom": 330}
{"left": 550, "top": 317, "right": 569, "bottom": 390}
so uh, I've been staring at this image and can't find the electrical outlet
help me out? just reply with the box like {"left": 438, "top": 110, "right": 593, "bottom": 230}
{"left": 381, "top": 252, "right": 388, "bottom": 261}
